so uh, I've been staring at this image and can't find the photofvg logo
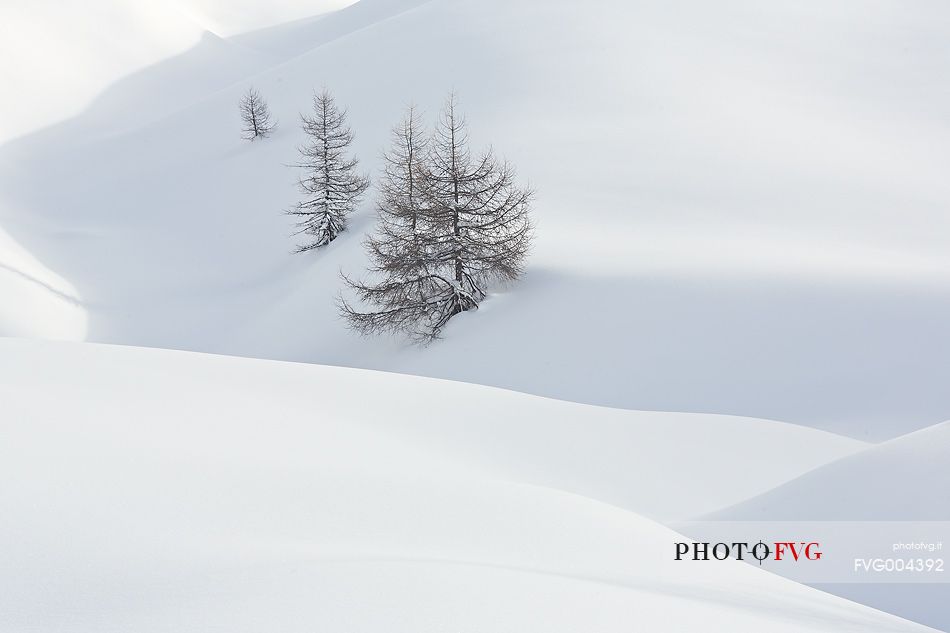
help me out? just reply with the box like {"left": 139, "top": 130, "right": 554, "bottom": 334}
{"left": 672, "top": 521, "right": 949, "bottom": 584}
{"left": 675, "top": 540, "right": 822, "bottom": 564}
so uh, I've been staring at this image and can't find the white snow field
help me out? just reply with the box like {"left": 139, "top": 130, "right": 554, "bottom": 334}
{"left": 0, "top": 338, "right": 937, "bottom": 633}
{"left": 2, "top": 0, "right": 949, "bottom": 630}
{"left": 706, "top": 421, "right": 950, "bottom": 522}
{"left": 0, "top": 0, "right": 355, "bottom": 143}
{"left": 703, "top": 420, "right": 950, "bottom": 631}
{"left": 1, "top": 0, "right": 949, "bottom": 439}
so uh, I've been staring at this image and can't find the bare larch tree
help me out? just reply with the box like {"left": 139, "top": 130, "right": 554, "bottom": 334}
{"left": 341, "top": 105, "right": 440, "bottom": 339}
{"left": 420, "top": 93, "right": 533, "bottom": 319}
{"left": 288, "top": 90, "right": 369, "bottom": 252}
{"left": 239, "top": 87, "right": 276, "bottom": 140}
{"left": 342, "top": 94, "right": 533, "bottom": 342}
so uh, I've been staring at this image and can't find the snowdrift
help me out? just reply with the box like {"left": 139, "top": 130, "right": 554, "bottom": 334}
{"left": 1, "top": 338, "right": 863, "bottom": 522}
{"left": 701, "top": 421, "right": 950, "bottom": 631}
{"left": 0, "top": 225, "right": 85, "bottom": 339}
{"left": 0, "top": 339, "right": 934, "bottom": 633}
{"left": 0, "top": 0, "right": 354, "bottom": 142}
{"left": 705, "top": 421, "right": 950, "bottom": 521}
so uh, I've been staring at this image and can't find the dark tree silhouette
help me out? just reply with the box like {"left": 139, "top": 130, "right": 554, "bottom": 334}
{"left": 288, "top": 90, "right": 369, "bottom": 252}
{"left": 239, "top": 87, "right": 276, "bottom": 140}
{"left": 341, "top": 105, "right": 440, "bottom": 339}
{"left": 420, "top": 93, "right": 533, "bottom": 316}
{"left": 343, "top": 94, "right": 533, "bottom": 342}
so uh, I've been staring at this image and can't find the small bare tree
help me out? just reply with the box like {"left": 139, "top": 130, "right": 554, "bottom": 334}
{"left": 239, "top": 87, "right": 276, "bottom": 140}
{"left": 342, "top": 94, "right": 533, "bottom": 342}
{"left": 289, "top": 90, "right": 369, "bottom": 252}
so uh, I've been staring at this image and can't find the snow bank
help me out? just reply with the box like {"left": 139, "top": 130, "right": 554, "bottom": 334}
{"left": 705, "top": 421, "right": 950, "bottom": 521}
{"left": 0, "top": 0, "right": 355, "bottom": 142}
{"left": 0, "top": 224, "right": 85, "bottom": 339}
{"left": 698, "top": 420, "right": 950, "bottom": 630}
{"left": 0, "top": 338, "right": 863, "bottom": 522}
{"left": 0, "top": 0, "right": 202, "bottom": 142}
{"left": 0, "top": 339, "right": 932, "bottom": 633}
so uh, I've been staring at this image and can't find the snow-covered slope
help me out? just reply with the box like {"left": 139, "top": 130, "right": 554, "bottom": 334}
{"left": 0, "top": 0, "right": 355, "bottom": 142}
{"left": 0, "top": 225, "right": 85, "bottom": 339}
{"left": 0, "top": 338, "right": 863, "bottom": 522}
{"left": 0, "top": 339, "right": 933, "bottom": 633}
{"left": 699, "top": 421, "right": 950, "bottom": 632}
{"left": 2, "top": 0, "right": 948, "bottom": 438}
{"left": 0, "top": 0, "right": 204, "bottom": 142}
{"left": 705, "top": 421, "right": 950, "bottom": 521}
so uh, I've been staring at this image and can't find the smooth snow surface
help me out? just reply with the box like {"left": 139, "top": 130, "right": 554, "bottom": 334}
{"left": 705, "top": 421, "right": 950, "bottom": 631}
{"left": 0, "top": 0, "right": 355, "bottom": 142}
{"left": 0, "top": 339, "right": 936, "bottom": 633}
{"left": 1, "top": 0, "right": 948, "bottom": 439}
{"left": 706, "top": 421, "right": 950, "bottom": 521}
{"left": 0, "top": 225, "right": 85, "bottom": 339}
